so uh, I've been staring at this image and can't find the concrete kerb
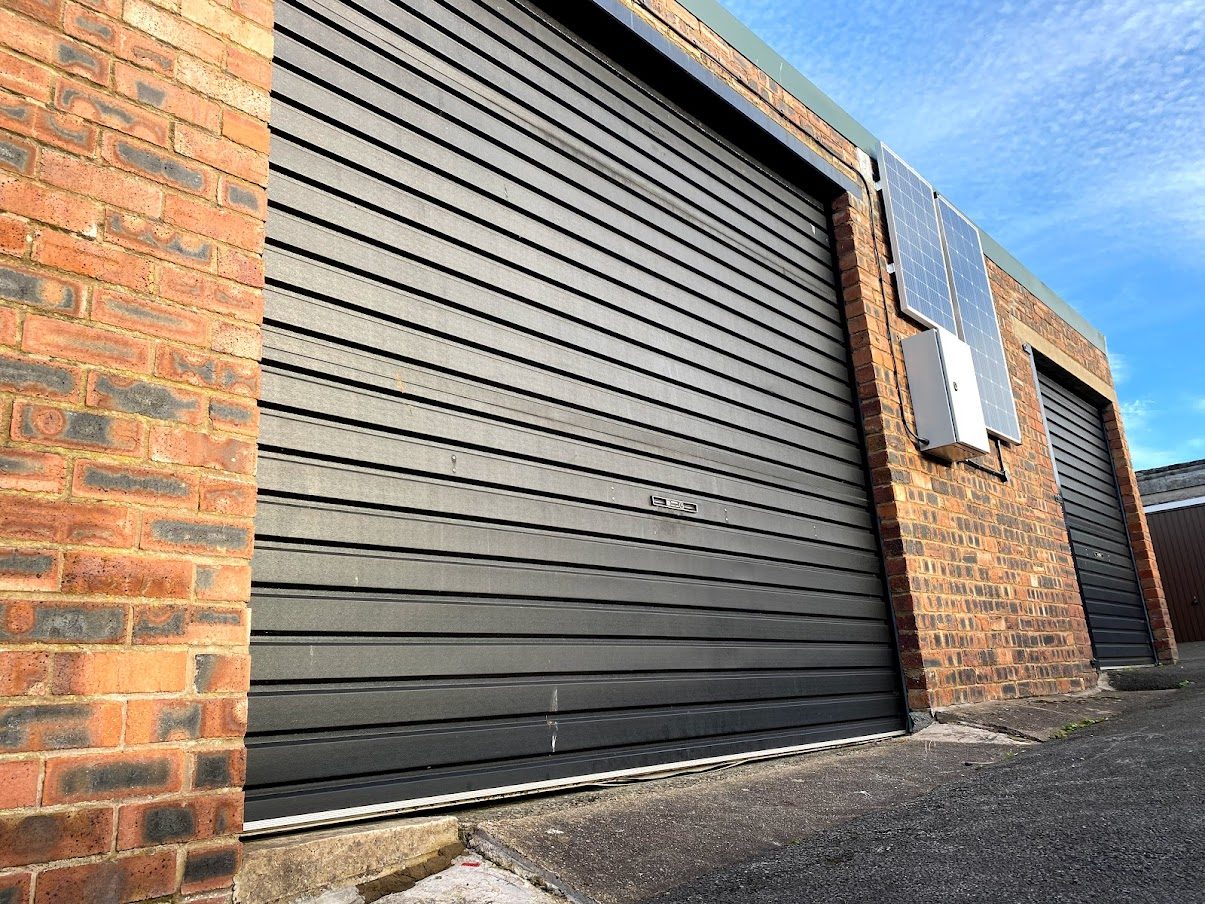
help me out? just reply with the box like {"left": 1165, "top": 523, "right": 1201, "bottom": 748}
{"left": 234, "top": 814, "right": 460, "bottom": 904}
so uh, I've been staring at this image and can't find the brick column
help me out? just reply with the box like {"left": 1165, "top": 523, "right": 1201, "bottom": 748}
{"left": 0, "top": 0, "right": 269, "bottom": 900}
{"left": 831, "top": 188, "right": 937, "bottom": 712}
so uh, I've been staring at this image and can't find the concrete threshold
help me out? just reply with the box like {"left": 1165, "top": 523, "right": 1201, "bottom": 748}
{"left": 236, "top": 814, "right": 462, "bottom": 904}
{"left": 933, "top": 685, "right": 1178, "bottom": 742}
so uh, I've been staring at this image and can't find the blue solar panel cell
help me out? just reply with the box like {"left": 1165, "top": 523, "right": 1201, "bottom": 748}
{"left": 936, "top": 197, "right": 1022, "bottom": 443}
{"left": 878, "top": 146, "right": 958, "bottom": 334}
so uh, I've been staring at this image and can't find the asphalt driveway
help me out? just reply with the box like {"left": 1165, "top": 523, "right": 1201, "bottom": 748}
{"left": 650, "top": 648, "right": 1205, "bottom": 904}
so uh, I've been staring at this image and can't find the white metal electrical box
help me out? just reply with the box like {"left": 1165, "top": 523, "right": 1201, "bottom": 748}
{"left": 901, "top": 329, "right": 990, "bottom": 462}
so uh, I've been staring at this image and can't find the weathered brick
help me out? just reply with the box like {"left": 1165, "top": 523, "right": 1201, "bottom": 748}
{"left": 175, "top": 123, "right": 268, "bottom": 186}
{"left": 176, "top": 54, "right": 270, "bottom": 120}
{"left": 0, "top": 49, "right": 54, "bottom": 103}
{"left": 208, "top": 323, "right": 260, "bottom": 365}
{"left": 117, "top": 23, "right": 176, "bottom": 76}
{"left": 192, "top": 653, "right": 249, "bottom": 694}
{"left": 226, "top": 52, "right": 270, "bottom": 103}
{"left": 45, "top": 750, "right": 184, "bottom": 804}
{"left": 181, "top": 843, "right": 240, "bottom": 895}
{"left": 218, "top": 175, "right": 265, "bottom": 218}
{"left": 0, "top": 449, "right": 66, "bottom": 492}
{"left": 8, "top": 0, "right": 62, "bottom": 27}
{"left": 32, "top": 229, "right": 154, "bottom": 293}
{"left": 93, "top": 289, "right": 207, "bottom": 345}
{"left": 157, "top": 346, "right": 257, "bottom": 396}
{"left": 56, "top": 80, "right": 168, "bottom": 146}
{"left": 191, "top": 747, "right": 245, "bottom": 794}
{"left": 0, "top": 6, "right": 57, "bottom": 61}
{"left": 0, "top": 306, "right": 18, "bottom": 343}
{"left": 160, "top": 266, "right": 262, "bottom": 322}
{"left": 0, "top": 213, "right": 27, "bottom": 256}
{"left": 208, "top": 397, "right": 257, "bottom": 435}
{"left": 34, "top": 849, "right": 176, "bottom": 904}
{"left": 0, "top": 92, "right": 37, "bottom": 138}
{"left": 231, "top": 0, "right": 272, "bottom": 30}
{"left": 195, "top": 562, "right": 249, "bottom": 601}
{"left": 117, "top": 792, "right": 242, "bottom": 849}
{"left": 0, "top": 759, "right": 39, "bottom": 809}
{"left": 123, "top": 0, "right": 225, "bottom": 62}
{"left": 0, "top": 135, "right": 36, "bottom": 176}
{"left": 104, "top": 210, "right": 214, "bottom": 270}
{"left": 216, "top": 245, "right": 263, "bottom": 287}
{"left": 143, "top": 516, "right": 252, "bottom": 556}
{"left": 199, "top": 477, "right": 256, "bottom": 517}
{"left": 0, "top": 549, "right": 60, "bottom": 592}
{"left": 115, "top": 61, "right": 221, "bottom": 132}
{"left": 0, "top": 876, "right": 31, "bottom": 904}
{"left": 0, "top": 651, "right": 52, "bottom": 696}
{"left": 124, "top": 698, "right": 202, "bottom": 743}
{"left": 131, "top": 604, "right": 246, "bottom": 646}
{"left": 0, "top": 353, "right": 81, "bottom": 400}
{"left": 24, "top": 315, "right": 151, "bottom": 371}
{"left": 63, "top": 2, "right": 119, "bottom": 51}
{"left": 0, "top": 174, "right": 101, "bottom": 235}
{"left": 149, "top": 424, "right": 254, "bottom": 474}
{"left": 13, "top": 402, "right": 143, "bottom": 453}
{"left": 0, "top": 497, "right": 137, "bottom": 547}
{"left": 0, "top": 264, "right": 84, "bottom": 314}
{"left": 221, "top": 107, "right": 269, "bottom": 154}
{"left": 51, "top": 648, "right": 188, "bottom": 696}
{"left": 0, "top": 600, "right": 126, "bottom": 643}
{"left": 164, "top": 192, "right": 265, "bottom": 251}
{"left": 0, "top": 808, "right": 113, "bottom": 868}
{"left": 103, "top": 134, "right": 213, "bottom": 197}
{"left": 53, "top": 39, "right": 110, "bottom": 85}
{"left": 60, "top": 550, "right": 191, "bottom": 598}
{"left": 34, "top": 108, "right": 98, "bottom": 156}
{"left": 39, "top": 147, "right": 164, "bottom": 218}
{"left": 0, "top": 701, "right": 122, "bottom": 753}
{"left": 73, "top": 459, "right": 198, "bottom": 507}
{"left": 87, "top": 372, "right": 205, "bottom": 424}
{"left": 181, "top": 0, "right": 271, "bottom": 56}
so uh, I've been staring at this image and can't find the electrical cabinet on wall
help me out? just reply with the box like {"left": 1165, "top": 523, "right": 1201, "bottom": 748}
{"left": 901, "top": 329, "right": 990, "bottom": 462}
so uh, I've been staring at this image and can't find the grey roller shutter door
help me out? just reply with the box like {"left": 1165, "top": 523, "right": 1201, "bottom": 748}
{"left": 247, "top": 0, "right": 906, "bottom": 825}
{"left": 1036, "top": 367, "right": 1155, "bottom": 666}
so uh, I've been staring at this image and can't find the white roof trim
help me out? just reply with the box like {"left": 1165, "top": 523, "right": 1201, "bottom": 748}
{"left": 1143, "top": 495, "right": 1205, "bottom": 514}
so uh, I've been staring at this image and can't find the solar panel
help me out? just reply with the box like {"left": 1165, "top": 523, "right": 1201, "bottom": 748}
{"left": 878, "top": 145, "right": 958, "bottom": 334}
{"left": 936, "top": 196, "right": 1022, "bottom": 443}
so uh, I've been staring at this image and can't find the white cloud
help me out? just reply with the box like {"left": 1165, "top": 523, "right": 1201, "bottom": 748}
{"left": 1108, "top": 352, "right": 1129, "bottom": 386}
{"left": 1118, "top": 398, "right": 1205, "bottom": 469}
{"left": 1120, "top": 398, "right": 1155, "bottom": 430}
{"left": 726, "top": 0, "right": 1205, "bottom": 266}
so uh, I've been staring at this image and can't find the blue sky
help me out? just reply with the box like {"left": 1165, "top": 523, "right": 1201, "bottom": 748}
{"left": 720, "top": 0, "right": 1205, "bottom": 470}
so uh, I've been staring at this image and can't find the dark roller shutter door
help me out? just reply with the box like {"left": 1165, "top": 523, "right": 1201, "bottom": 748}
{"left": 1035, "top": 367, "right": 1155, "bottom": 666}
{"left": 246, "top": 0, "right": 906, "bottom": 827}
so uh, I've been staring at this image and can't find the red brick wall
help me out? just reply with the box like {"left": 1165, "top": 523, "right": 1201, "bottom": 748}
{"left": 619, "top": 0, "right": 1172, "bottom": 708}
{"left": 0, "top": 0, "right": 269, "bottom": 898}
